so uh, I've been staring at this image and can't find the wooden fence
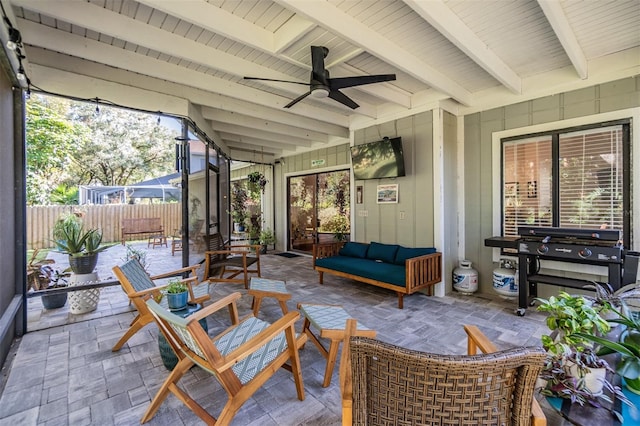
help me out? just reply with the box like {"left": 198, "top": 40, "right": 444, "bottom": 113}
{"left": 27, "top": 204, "right": 182, "bottom": 250}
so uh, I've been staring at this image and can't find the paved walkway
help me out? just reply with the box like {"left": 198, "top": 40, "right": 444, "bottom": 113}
{"left": 6, "top": 251, "right": 567, "bottom": 425}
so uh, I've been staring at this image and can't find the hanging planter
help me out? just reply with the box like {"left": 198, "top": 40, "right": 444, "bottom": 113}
{"left": 248, "top": 171, "right": 267, "bottom": 193}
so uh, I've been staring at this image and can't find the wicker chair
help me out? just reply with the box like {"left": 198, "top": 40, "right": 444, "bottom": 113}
{"left": 340, "top": 320, "right": 546, "bottom": 426}
{"left": 142, "top": 293, "right": 306, "bottom": 425}
{"left": 203, "top": 232, "right": 261, "bottom": 288}
{"left": 111, "top": 259, "right": 210, "bottom": 352}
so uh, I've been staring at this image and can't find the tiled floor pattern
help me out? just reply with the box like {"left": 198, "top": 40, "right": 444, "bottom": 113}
{"left": 4, "top": 248, "right": 568, "bottom": 425}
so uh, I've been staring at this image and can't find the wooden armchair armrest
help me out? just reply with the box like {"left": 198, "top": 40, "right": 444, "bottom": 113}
{"left": 185, "top": 292, "right": 242, "bottom": 325}
{"left": 151, "top": 264, "right": 201, "bottom": 281}
{"left": 215, "top": 311, "right": 302, "bottom": 371}
{"left": 131, "top": 285, "right": 167, "bottom": 298}
{"left": 464, "top": 325, "right": 546, "bottom": 426}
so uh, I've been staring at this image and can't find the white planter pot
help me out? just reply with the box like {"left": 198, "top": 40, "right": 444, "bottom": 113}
{"left": 569, "top": 363, "right": 607, "bottom": 396}
{"left": 68, "top": 272, "right": 100, "bottom": 314}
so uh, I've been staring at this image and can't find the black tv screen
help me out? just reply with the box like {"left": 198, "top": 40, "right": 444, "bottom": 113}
{"left": 350, "top": 137, "right": 406, "bottom": 180}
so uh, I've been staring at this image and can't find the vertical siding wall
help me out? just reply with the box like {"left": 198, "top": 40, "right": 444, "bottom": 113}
{"left": 0, "top": 51, "right": 20, "bottom": 367}
{"left": 353, "top": 112, "right": 435, "bottom": 247}
{"left": 464, "top": 76, "right": 640, "bottom": 294}
{"left": 274, "top": 144, "right": 351, "bottom": 250}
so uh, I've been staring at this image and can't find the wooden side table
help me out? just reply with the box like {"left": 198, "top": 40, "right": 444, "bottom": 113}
{"left": 298, "top": 303, "right": 376, "bottom": 387}
{"left": 148, "top": 234, "right": 167, "bottom": 249}
{"left": 248, "top": 277, "right": 291, "bottom": 317}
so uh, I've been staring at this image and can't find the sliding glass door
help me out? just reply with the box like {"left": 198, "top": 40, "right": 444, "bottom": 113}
{"left": 288, "top": 170, "right": 350, "bottom": 253}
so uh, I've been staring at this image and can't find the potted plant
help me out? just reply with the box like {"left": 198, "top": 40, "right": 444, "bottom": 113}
{"left": 576, "top": 306, "right": 640, "bottom": 394}
{"left": 259, "top": 228, "right": 276, "bottom": 253}
{"left": 248, "top": 171, "right": 267, "bottom": 193}
{"left": 537, "top": 292, "right": 612, "bottom": 399}
{"left": 53, "top": 213, "right": 112, "bottom": 274}
{"left": 231, "top": 182, "right": 249, "bottom": 232}
{"left": 164, "top": 279, "right": 189, "bottom": 311}
{"left": 583, "top": 281, "right": 640, "bottom": 320}
{"left": 38, "top": 265, "right": 71, "bottom": 310}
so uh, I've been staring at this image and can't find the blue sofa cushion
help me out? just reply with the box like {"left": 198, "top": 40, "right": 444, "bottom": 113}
{"left": 315, "top": 256, "right": 406, "bottom": 287}
{"left": 339, "top": 242, "right": 369, "bottom": 258}
{"left": 366, "top": 242, "right": 399, "bottom": 264}
{"left": 394, "top": 246, "right": 437, "bottom": 265}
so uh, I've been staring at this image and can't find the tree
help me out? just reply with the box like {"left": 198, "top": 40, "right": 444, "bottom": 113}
{"left": 25, "top": 95, "right": 85, "bottom": 205}
{"left": 66, "top": 102, "right": 178, "bottom": 186}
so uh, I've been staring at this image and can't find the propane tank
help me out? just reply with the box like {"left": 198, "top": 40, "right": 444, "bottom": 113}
{"left": 493, "top": 258, "right": 518, "bottom": 299}
{"left": 453, "top": 260, "right": 478, "bottom": 294}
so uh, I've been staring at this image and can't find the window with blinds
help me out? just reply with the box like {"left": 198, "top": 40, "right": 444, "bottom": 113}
{"left": 502, "top": 122, "right": 628, "bottom": 244}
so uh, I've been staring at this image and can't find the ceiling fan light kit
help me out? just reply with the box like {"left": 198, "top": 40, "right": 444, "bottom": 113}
{"left": 245, "top": 46, "right": 396, "bottom": 109}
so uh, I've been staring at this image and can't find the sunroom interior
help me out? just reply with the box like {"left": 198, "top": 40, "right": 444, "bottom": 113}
{"left": 0, "top": 0, "right": 639, "bottom": 424}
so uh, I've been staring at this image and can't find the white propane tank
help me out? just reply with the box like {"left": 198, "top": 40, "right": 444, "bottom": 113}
{"left": 453, "top": 260, "right": 478, "bottom": 294}
{"left": 493, "top": 259, "right": 518, "bottom": 299}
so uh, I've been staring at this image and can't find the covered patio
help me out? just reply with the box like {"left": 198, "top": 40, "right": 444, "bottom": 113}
{"left": 5, "top": 251, "right": 559, "bottom": 425}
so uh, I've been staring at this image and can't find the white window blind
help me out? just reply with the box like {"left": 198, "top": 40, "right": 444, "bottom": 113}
{"left": 501, "top": 124, "right": 623, "bottom": 238}
{"left": 559, "top": 126, "right": 623, "bottom": 230}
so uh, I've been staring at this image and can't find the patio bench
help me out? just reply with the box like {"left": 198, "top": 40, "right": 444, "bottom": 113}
{"left": 121, "top": 217, "right": 164, "bottom": 245}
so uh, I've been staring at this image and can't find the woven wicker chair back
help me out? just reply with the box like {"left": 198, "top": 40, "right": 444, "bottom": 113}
{"left": 349, "top": 337, "right": 545, "bottom": 426}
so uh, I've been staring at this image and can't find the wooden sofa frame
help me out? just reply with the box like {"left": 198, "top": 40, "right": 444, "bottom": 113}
{"left": 312, "top": 242, "right": 442, "bottom": 309}
{"left": 121, "top": 217, "right": 163, "bottom": 245}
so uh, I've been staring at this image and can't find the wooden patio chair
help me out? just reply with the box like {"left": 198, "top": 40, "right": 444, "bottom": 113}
{"left": 111, "top": 259, "right": 210, "bottom": 352}
{"left": 142, "top": 293, "right": 307, "bottom": 425}
{"left": 203, "top": 232, "right": 261, "bottom": 288}
{"left": 339, "top": 320, "right": 546, "bottom": 426}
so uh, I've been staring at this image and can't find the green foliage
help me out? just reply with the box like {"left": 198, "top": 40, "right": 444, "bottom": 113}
{"left": 165, "top": 279, "right": 188, "bottom": 294}
{"left": 26, "top": 94, "right": 180, "bottom": 205}
{"left": 26, "top": 95, "right": 85, "bottom": 205}
{"left": 537, "top": 292, "right": 610, "bottom": 355}
{"left": 122, "top": 245, "right": 148, "bottom": 271}
{"left": 576, "top": 307, "right": 640, "bottom": 382}
{"left": 259, "top": 228, "right": 276, "bottom": 245}
{"left": 231, "top": 182, "right": 249, "bottom": 224}
{"left": 52, "top": 213, "right": 111, "bottom": 256}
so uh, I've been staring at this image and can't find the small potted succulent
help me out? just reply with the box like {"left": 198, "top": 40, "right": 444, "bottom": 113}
{"left": 164, "top": 279, "right": 189, "bottom": 311}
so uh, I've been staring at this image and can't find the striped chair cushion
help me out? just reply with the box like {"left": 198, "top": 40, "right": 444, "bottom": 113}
{"left": 214, "top": 317, "right": 289, "bottom": 384}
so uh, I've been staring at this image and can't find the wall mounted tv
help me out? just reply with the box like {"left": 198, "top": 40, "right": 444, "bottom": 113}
{"left": 350, "top": 137, "right": 406, "bottom": 180}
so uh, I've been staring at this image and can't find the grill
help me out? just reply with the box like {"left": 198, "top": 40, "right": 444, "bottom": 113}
{"left": 485, "top": 227, "right": 639, "bottom": 316}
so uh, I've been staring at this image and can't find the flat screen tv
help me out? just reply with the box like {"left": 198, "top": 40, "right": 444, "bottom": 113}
{"left": 350, "top": 137, "right": 406, "bottom": 180}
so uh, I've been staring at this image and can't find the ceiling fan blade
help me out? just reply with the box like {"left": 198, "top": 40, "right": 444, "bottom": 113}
{"left": 243, "top": 77, "right": 310, "bottom": 86}
{"left": 284, "top": 91, "right": 312, "bottom": 108}
{"left": 329, "top": 74, "right": 396, "bottom": 90}
{"left": 328, "top": 90, "right": 359, "bottom": 109}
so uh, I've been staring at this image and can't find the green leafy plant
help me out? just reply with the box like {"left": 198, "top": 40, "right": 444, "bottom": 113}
{"left": 259, "top": 228, "right": 276, "bottom": 246}
{"left": 231, "top": 182, "right": 249, "bottom": 225}
{"left": 537, "top": 291, "right": 611, "bottom": 356}
{"left": 575, "top": 306, "right": 640, "bottom": 390}
{"left": 165, "top": 279, "right": 188, "bottom": 294}
{"left": 52, "top": 213, "right": 112, "bottom": 257}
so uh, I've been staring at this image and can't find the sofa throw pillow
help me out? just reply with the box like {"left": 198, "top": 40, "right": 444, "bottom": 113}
{"left": 339, "top": 242, "right": 369, "bottom": 258}
{"left": 366, "top": 242, "right": 399, "bottom": 264}
{"left": 394, "top": 246, "right": 437, "bottom": 265}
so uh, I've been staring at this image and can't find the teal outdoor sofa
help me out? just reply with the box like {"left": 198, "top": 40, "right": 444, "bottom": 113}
{"left": 312, "top": 241, "right": 442, "bottom": 308}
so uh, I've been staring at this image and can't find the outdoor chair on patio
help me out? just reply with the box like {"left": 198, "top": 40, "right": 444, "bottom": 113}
{"left": 142, "top": 293, "right": 307, "bottom": 425}
{"left": 339, "top": 320, "right": 546, "bottom": 426}
{"left": 203, "top": 232, "right": 261, "bottom": 288}
{"left": 111, "top": 259, "right": 210, "bottom": 352}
